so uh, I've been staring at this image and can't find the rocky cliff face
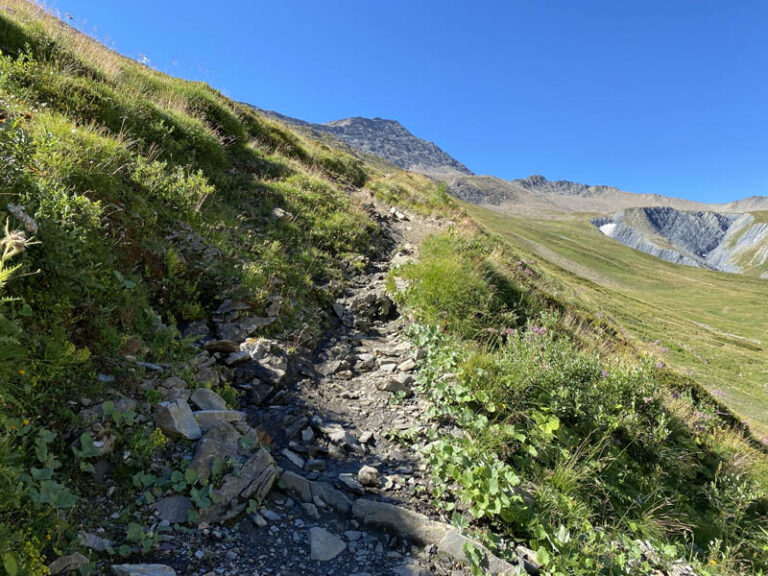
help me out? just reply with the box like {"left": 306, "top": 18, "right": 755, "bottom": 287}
{"left": 593, "top": 207, "right": 768, "bottom": 276}
{"left": 254, "top": 109, "right": 472, "bottom": 178}
{"left": 321, "top": 117, "right": 472, "bottom": 177}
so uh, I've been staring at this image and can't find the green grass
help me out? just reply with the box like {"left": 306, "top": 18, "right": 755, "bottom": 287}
{"left": 466, "top": 205, "right": 768, "bottom": 438}
{"left": 393, "top": 230, "right": 768, "bottom": 575}
{"left": 0, "top": 2, "right": 388, "bottom": 569}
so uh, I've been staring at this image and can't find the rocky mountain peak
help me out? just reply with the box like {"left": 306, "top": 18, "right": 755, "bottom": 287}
{"left": 514, "top": 174, "right": 620, "bottom": 197}
{"left": 251, "top": 107, "right": 472, "bottom": 178}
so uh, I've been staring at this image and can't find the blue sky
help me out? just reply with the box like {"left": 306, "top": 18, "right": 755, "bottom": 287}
{"left": 52, "top": 0, "right": 768, "bottom": 202}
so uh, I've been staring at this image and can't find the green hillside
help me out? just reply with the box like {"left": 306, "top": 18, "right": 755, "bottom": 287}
{"left": 1, "top": 2, "right": 768, "bottom": 575}
{"left": 467, "top": 205, "right": 768, "bottom": 438}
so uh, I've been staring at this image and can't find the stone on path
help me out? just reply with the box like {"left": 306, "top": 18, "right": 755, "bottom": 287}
{"left": 190, "top": 387, "right": 228, "bottom": 410}
{"left": 438, "top": 530, "right": 522, "bottom": 575}
{"left": 193, "top": 409, "right": 245, "bottom": 431}
{"left": 352, "top": 499, "right": 448, "bottom": 545}
{"left": 154, "top": 495, "right": 192, "bottom": 523}
{"left": 357, "top": 465, "right": 380, "bottom": 487}
{"left": 155, "top": 399, "right": 201, "bottom": 440}
{"left": 309, "top": 527, "right": 346, "bottom": 561}
{"left": 111, "top": 565, "right": 176, "bottom": 576}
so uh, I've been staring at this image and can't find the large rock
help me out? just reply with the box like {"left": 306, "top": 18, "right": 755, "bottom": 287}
{"left": 154, "top": 495, "right": 192, "bottom": 523}
{"left": 309, "top": 527, "right": 346, "bottom": 561}
{"left": 351, "top": 289, "right": 395, "bottom": 320}
{"left": 280, "top": 470, "right": 312, "bottom": 502}
{"left": 240, "top": 338, "right": 288, "bottom": 385}
{"left": 200, "top": 448, "right": 278, "bottom": 522}
{"left": 49, "top": 553, "right": 89, "bottom": 575}
{"left": 438, "top": 530, "right": 522, "bottom": 575}
{"left": 111, "top": 565, "right": 176, "bottom": 576}
{"left": 155, "top": 399, "right": 201, "bottom": 440}
{"left": 77, "top": 530, "right": 113, "bottom": 551}
{"left": 357, "top": 465, "right": 380, "bottom": 487}
{"left": 190, "top": 387, "right": 228, "bottom": 410}
{"left": 193, "top": 409, "right": 245, "bottom": 431}
{"left": 352, "top": 499, "right": 448, "bottom": 545}
{"left": 189, "top": 422, "right": 242, "bottom": 480}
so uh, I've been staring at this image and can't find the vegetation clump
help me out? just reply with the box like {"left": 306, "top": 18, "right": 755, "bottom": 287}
{"left": 394, "top": 231, "right": 768, "bottom": 575}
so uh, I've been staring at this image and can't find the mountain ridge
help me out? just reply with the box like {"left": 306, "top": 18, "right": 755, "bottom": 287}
{"left": 250, "top": 107, "right": 473, "bottom": 177}
{"left": 254, "top": 107, "right": 768, "bottom": 216}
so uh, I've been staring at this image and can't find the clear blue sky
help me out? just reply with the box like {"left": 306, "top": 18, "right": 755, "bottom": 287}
{"left": 51, "top": 0, "right": 768, "bottom": 202}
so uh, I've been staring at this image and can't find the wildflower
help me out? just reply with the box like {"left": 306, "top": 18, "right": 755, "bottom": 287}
{"left": 709, "top": 559, "right": 717, "bottom": 566}
{"left": 601, "top": 370, "right": 609, "bottom": 378}
{"left": 643, "top": 396, "right": 654, "bottom": 404}
{"left": 18, "top": 369, "right": 25, "bottom": 376}
{"left": 23, "top": 418, "right": 29, "bottom": 426}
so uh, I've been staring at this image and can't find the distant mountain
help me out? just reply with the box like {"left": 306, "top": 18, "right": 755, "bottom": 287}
{"left": 252, "top": 106, "right": 768, "bottom": 220}
{"left": 252, "top": 108, "right": 472, "bottom": 178}
{"left": 593, "top": 208, "right": 768, "bottom": 276}
{"left": 448, "top": 173, "right": 768, "bottom": 215}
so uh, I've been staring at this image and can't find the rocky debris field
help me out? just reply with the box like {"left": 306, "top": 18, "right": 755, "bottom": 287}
{"left": 52, "top": 204, "right": 544, "bottom": 576}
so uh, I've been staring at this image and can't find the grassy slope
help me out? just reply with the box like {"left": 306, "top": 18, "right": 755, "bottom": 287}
{"left": 467, "top": 205, "right": 768, "bottom": 437}
{"left": 0, "top": 2, "right": 455, "bottom": 570}
{"left": 1, "top": 2, "right": 767, "bottom": 575}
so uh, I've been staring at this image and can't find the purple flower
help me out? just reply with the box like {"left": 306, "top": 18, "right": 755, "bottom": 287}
{"left": 601, "top": 370, "right": 609, "bottom": 378}
{"left": 655, "top": 361, "right": 665, "bottom": 369}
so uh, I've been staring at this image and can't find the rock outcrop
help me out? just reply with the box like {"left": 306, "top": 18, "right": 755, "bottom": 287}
{"left": 593, "top": 207, "right": 768, "bottom": 275}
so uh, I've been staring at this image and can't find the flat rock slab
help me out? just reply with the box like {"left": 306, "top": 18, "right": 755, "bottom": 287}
{"left": 111, "top": 565, "right": 176, "bottom": 576}
{"left": 49, "top": 552, "right": 88, "bottom": 575}
{"left": 190, "top": 387, "right": 228, "bottom": 410}
{"left": 193, "top": 409, "right": 245, "bottom": 431}
{"left": 155, "top": 399, "right": 201, "bottom": 440}
{"left": 352, "top": 499, "right": 448, "bottom": 545}
{"left": 309, "top": 527, "right": 346, "bottom": 561}
{"left": 438, "top": 530, "right": 522, "bottom": 575}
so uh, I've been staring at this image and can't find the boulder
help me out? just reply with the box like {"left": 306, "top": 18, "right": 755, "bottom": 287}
{"left": 49, "top": 553, "right": 89, "bottom": 575}
{"left": 438, "top": 531, "right": 522, "bottom": 575}
{"left": 77, "top": 531, "right": 113, "bottom": 551}
{"left": 352, "top": 500, "right": 448, "bottom": 545}
{"left": 350, "top": 289, "right": 395, "bottom": 320}
{"left": 189, "top": 422, "right": 242, "bottom": 480}
{"left": 193, "top": 409, "right": 245, "bottom": 431}
{"left": 155, "top": 399, "right": 201, "bottom": 440}
{"left": 357, "top": 465, "right": 380, "bottom": 487}
{"left": 338, "top": 473, "right": 365, "bottom": 495}
{"left": 309, "top": 527, "right": 346, "bottom": 561}
{"left": 240, "top": 338, "right": 288, "bottom": 385}
{"left": 190, "top": 387, "right": 228, "bottom": 410}
{"left": 378, "top": 373, "right": 414, "bottom": 396}
{"left": 280, "top": 470, "right": 312, "bottom": 503}
{"left": 200, "top": 448, "right": 278, "bottom": 522}
{"left": 154, "top": 495, "right": 192, "bottom": 523}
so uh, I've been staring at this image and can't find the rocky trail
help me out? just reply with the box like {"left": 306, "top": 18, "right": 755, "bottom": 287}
{"left": 68, "top": 203, "right": 538, "bottom": 576}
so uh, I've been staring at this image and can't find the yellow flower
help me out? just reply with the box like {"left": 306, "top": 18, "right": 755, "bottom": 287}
{"left": 18, "top": 369, "right": 25, "bottom": 376}
{"left": 46, "top": 533, "right": 52, "bottom": 540}
{"left": 23, "top": 419, "right": 29, "bottom": 426}
{"left": 710, "top": 559, "right": 717, "bottom": 566}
